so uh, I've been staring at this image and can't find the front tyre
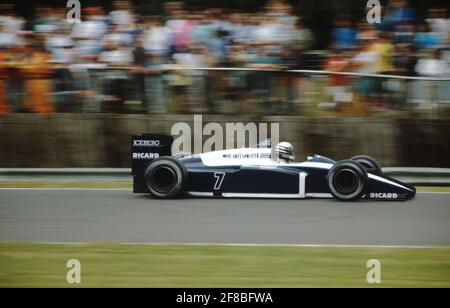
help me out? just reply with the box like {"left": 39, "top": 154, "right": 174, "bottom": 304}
{"left": 327, "top": 160, "right": 368, "bottom": 201}
{"left": 351, "top": 155, "right": 382, "bottom": 175}
{"left": 144, "top": 157, "right": 187, "bottom": 198}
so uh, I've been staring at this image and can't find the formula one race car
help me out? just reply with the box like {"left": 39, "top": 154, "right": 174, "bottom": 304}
{"left": 131, "top": 134, "right": 416, "bottom": 201}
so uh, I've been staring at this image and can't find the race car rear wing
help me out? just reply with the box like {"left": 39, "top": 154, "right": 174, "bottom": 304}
{"left": 131, "top": 134, "right": 173, "bottom": 192}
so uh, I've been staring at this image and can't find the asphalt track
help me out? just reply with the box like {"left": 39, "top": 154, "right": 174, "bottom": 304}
{"left": 0, "top": 189, "right": 449, "bottom": 246}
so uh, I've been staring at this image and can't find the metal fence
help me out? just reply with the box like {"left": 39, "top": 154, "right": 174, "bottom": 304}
{"left": 4, "top": 66, "right": 450, "bottom": 116}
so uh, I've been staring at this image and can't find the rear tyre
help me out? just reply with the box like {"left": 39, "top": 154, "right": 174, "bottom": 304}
{"left": 144, "top": 157, "right": 187, "bottom": 198}
{"left": 327, "top": 160, "right": 368, "bottom": 201}
{"left": 351, "top": 155, "right": 382, "bottom": 175}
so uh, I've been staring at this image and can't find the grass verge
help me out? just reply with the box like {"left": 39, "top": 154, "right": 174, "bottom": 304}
{"left": 0, "top": 242, "right": 449, "bottom": 288}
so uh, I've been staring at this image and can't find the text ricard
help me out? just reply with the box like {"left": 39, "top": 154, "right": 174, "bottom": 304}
{"left": 176, "top": 292, "right": 273, "bottom": 305}
{"left": 132, "top": 139, "right": 161, "bottom": 160}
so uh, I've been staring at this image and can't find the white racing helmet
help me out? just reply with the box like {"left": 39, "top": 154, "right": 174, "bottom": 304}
{"left": 273, "top": 142, "right": 295, "bottom": 162}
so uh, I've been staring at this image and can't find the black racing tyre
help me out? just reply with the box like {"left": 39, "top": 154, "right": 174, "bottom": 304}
{"left": 351, "top": 155, "right": 382, "bottom": 175}
{"left": 144, "top": 157, "right": 188, "bottom": 198}
{"left": 327, "top": 160, "right": 368, "bottom": 201}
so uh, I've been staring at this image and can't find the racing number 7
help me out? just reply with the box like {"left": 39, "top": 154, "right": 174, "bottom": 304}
{"left": 214, "top": 172, "right": 226, "bottom": 190}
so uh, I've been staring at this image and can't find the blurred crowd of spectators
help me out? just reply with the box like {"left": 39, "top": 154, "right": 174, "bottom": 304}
{"left": 0, "top": 0, "right": 449, "bottom": 114}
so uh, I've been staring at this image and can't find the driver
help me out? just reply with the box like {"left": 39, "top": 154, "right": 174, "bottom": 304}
{"left": 273, "top": 142, "right": 295, "bottom": 163}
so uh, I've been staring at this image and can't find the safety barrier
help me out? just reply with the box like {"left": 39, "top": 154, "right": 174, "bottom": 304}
{"left": 3, "top": 66, "right": 449, "bottom": 115}
{"left": 1, "top": 167, "right": 449, "bottom": 186}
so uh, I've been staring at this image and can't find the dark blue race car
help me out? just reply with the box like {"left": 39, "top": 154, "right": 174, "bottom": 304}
{"left": 131, "top": 134, "right": 416, "bottom": 201}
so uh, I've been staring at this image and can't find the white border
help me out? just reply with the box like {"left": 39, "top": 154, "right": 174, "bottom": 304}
{"left": 368, "top": 174, "right": 415, "bottom": 192}
{"left": 221, "top": 193, "right": 302, "bottom": 199}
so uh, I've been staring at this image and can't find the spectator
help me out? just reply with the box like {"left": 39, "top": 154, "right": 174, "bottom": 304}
{"left": 98, "top": 30, "right": 134, "bottom": 112}
{"left": 415, "top": 49, "right": 449, "bottom": 77}
{"left": 143, "top": 16, "right": 169, "bottom": 59}
{"left": 0, "top": 47, "right": 8, "bottom": 114}
{"left": 23, "top": 35, "right": 54, "bottom": 113}
{"left": 331, "top": 18, "right": 357, "bottom": 50}
{"left": 323, "top": 46, "right": 353, "bottom": 107}
{"left": 426, "top": 8, "right": 449, "bottom": 48}
{"left": 71, "top": 7, "right": 108, "bottom": 59}
{"left": 352, "top": 43, "right": 378, "bottom": 75}
{"left": 352, "top": 42, "right": 379, "bottom": 103}
{"left": 370, "top": 32, "right": 395, "bottom": 74}
{"left": 356, "top": 22, "right": 378, "bottom": 45}
{"left": 324, "top": 46, "right": 352, "bottom": 86}
{"left": 144, "top": 52, "right": 166, "bottom": 114}
{"left": 209, "top": 29, "right": 230, "bottom": 66}
{"left": 132, "top": 34, "right": 147, "bottom": 101}
{"left": 46, "top": 28, "right": 74, "bottom": 64}
{"left": 4, "top": 41, "right": 27, "bottom": 112}
{"left": 98, "top": 39, "right": 133, "bottom": 66}
{"left": 368, "top": 32, "right": 395, "bottom": 106}
{"left": 0, "top": 3, "right": 25, "bottom": 48}
{"left": 190, "top": 12, "right": 213, "bottom": 46}
{"left": 33, "top": 7, "right": 57, "bottom": 34}
{"left": 101, "top": 24, "right": 134, "bottom": 51}
{"left": 393, "top": 44, "right": 417, "bottom": 76}
{"left": 291, "top": 17, "right": 314, "bottom": 53}
{"left": 384, "top": 0, "right": 417, "bottom": 31}
{"left": 141, "top": 16, "right": 170, "bottom": 113}
{"left": 110, "top": 0, "right": 135, "bottom": 28}
{"left": 443, "top": 32, "right": 450, "bottom": 69}
{"left": 165, "top": 2, "right": 192, "bottom": 55}
{"left": 46, "top": 27, "right": 75, "bottom": 112}
{"left": 393, "top": 23, "right": 415, "bottom": 45}
{"left": 414, "top": 23, "right": 439, "bottom": 50}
